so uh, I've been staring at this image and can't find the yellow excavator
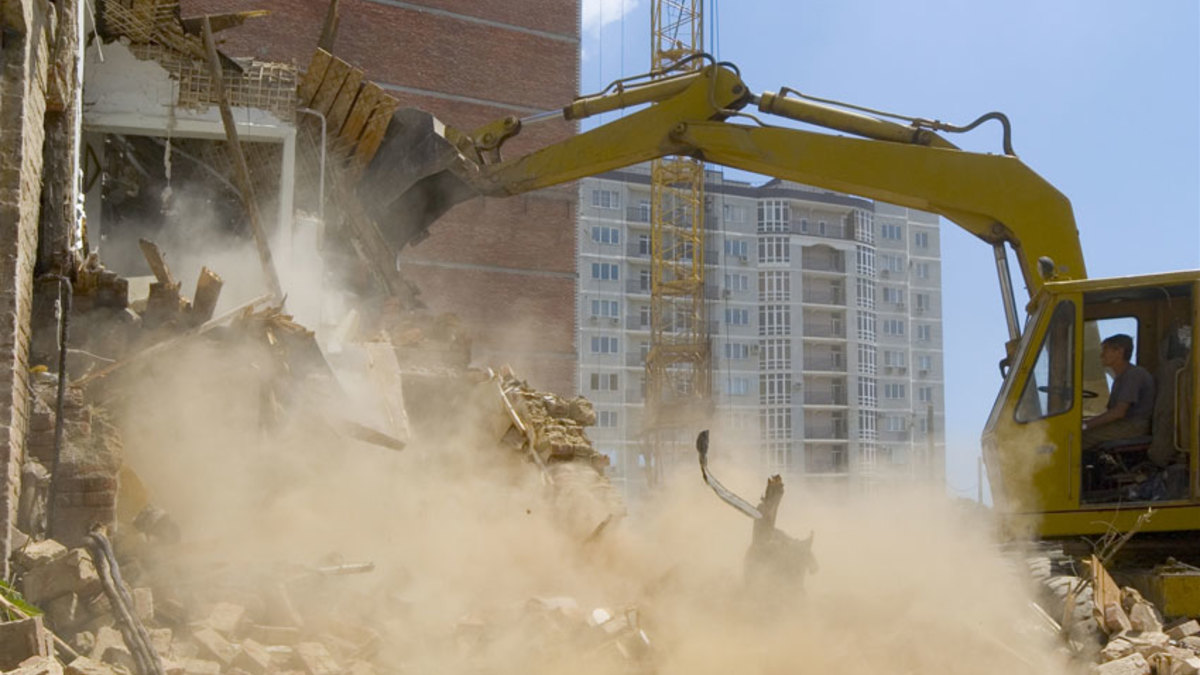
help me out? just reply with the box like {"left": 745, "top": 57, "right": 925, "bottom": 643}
{"left": 360, "top": 58, "right": 1199, "bottom": 614}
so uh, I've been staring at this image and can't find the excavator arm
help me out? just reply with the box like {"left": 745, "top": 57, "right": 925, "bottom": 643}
{"left": 362, "top": 61, "right": 1086, "bottom": 318}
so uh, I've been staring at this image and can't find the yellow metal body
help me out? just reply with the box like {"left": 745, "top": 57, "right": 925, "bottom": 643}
{"left": 436, "top": 62, "right": 1199, "bottom": 548}
{"left": 1131, "top": 566, "right": 1200, "bottom": 619}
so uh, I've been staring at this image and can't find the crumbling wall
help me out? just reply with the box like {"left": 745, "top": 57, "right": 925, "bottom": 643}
{"left": 0, "top": 0, "right": 53, "bottom": 578}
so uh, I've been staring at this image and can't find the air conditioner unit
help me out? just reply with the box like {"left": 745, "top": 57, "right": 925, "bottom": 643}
{"left": 739, "top": 255, "right": 749, "bottom": 265}
{"left": 896, "top": 303, "right": 906, "bottom": 311}
{"left": 919, "top": 369, "right": 929, "bottom": 376}
{"left": 897, "top": 367, "right": 907, "bottom": 375}
{"left": 722, "top": 289, "right": 732, "bottom": 299}
{"left": 884, "top": 366, "right": 894, "bottom": 374}
{"left": 608, "top": 317, "right": 619, "bottom": 325}
{"left": 588, "top": 316, "right": 598, "bottom": 324}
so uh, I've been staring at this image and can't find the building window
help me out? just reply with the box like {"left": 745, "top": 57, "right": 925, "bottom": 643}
{"left": 590, "top": 336, "right": 619, "bottom": 353}
{"left": 591, "top": 299, "right": 619, "bottom": 318}
{"left": 760, "top": 374, "right": 791, "bottom": 405}
{"left": 723, "top": 378, "right": 750, "bottom": 396}
{"left": 884, "top": 383, "right": 906, "bottom": 399}
{"left": 817, "top": 220, "right": 827, "bottom": 236}
{"left": 856, "top": 312, "right": 876, "bottom": 341}
{"left": 638, "top": 201, "right": 650, "bottom": 221}
{"left": 597, "top": 410, "right": 619, "bottom": 427}
{"left": 856, "top": 278, "right": 876, "bottom": 309}
{"left": 858, "top": 377, "right": 877, "bottom": 406}
{"left": 591, "top": 263, "right": 619, "bottom": 281}
{"left": 724, "top": 308, "right": 750, "bottom": 326}
{"left": 856, "top": 245, "right": 875, "bottom": 276}
{"left": 758, "top": 305, "right": 789, "bottom": 336}
{"left": 881, "top": 223, "right": 902, "bottom": 240}
{"left": 590, "top": 373, "right": 619, "bottom": 391}
{"left": 639, "top": 269, "right": 650, "bottom": 291}
{"left": 882, "top": 287, "right": 905, "bottom": 306}
{"left": 918, "top": 386, "right": 934, "bottom": 403}
{"left": 592, "top": 189, "right": 620, "bottom": 209}
{"left": 883, "top": 350, "right": 906, "bottom": 367}
{"left": 916, "top": 324, "right": 932, "bottom": 341}
{"left": 757, "top": 200, "right": 791, "bottom": 233}
{"left": 724, "top": 238, "right": 749, "bottom": 259}
{"left": 760, "top": 338, "right": 791, "bottom": 371}
{"left": 914, "top": 231, "right": 930, "bottom": 248}
{"left": 883, "top": 318, "right": 905, "bottom": 336}
{"left": 917, "top": 354, "right": 933, "bottom": 372}
{"left": 915, "top": 293, "right": 930, "bottom": 312}
{"left": 725, "top": 273, "right": 750, "bottom": 292}
{"left": 857, "top": 344, "right": 875, "bottom": 375}
{"left": 885, "top": 416, "right": 906, "bottom": 432}
{"left": 591, "top": 226, "right": 620, "bottom": 245}
{"left": 723, "top": 203, "right": 747, "bottom": 223}
{"left": 636, "top": 234, "right": 650, "bottom": 256}
{"left": 758, "top": 270, "right": 790, "bottom": 302}
{"left": 639, "top": 305, "right": 650, "bottom": 327}
{"left": 915, "top": 262, "right": 932, "bottom": 279}
{"left": 758, "top": 236, "right": 789, "bottom": 264}
{"left": 723, "top": 342, "right": 750, "bottom": 360}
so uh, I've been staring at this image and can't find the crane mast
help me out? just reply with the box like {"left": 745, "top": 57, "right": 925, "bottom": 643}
{"left": 645, "top": 0, "right": 711, "bottom": 485}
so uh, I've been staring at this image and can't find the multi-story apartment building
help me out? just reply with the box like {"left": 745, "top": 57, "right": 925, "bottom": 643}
{"left": 578, "top": 166, "right": 946, "bottom": 500}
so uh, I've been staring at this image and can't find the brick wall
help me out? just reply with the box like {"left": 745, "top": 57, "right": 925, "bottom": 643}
{"left": 0, "top": 0, "right": 51, "bottom": 576}
{"left": 184, "top": 0, "right": 581, "bottom": 392}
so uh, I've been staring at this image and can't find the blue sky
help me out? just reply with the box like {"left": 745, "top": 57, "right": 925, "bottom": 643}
{"left": 580, "top": 0, "right": 1200, "bottom": 498}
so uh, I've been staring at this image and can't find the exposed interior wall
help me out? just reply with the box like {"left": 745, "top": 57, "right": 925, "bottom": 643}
{"left": 181, "top": 0, "right": 583, "bottom": 393}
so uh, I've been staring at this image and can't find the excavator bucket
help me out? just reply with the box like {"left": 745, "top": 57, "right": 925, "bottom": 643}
{"left": 357, "top": 108, "right": 483, "bottom": 251}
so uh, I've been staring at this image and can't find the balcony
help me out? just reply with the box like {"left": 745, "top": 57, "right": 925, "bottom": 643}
{"left": 805, "top": 425, "right": 849, "bottom": 440}
{"left": 626, "top": 352, "right": 646, "bottom": 367}
{"left": 804, "top": 392, "right": 848, "bottom": 406}
{"left": 625, "top": 316, "right": 650, "bottom": 331}
{"left": 801, "top": 254, "right": 847, "bottom": 273}
{"left": 803, "top": 358, "right": 847, "bottom": 372}
{"left": 802, "top": 291, "right": 846, "bottom": 306}
{"left": 802, "top": 326, "right": 846, "bottom": 339}
{"left": 626, "top": 206, "right": 650, "bottom": 223}
{"left": 625, "top": 280, "right": 651, "bottom": 295}
{"left": 881, "top": 430, "right": 911, "bottom": 442}
{"left": 626, "top": 241, "right": 650, "bottom": 258}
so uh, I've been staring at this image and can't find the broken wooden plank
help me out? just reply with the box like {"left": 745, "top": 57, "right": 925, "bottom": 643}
{"left": 353, "top": 96, "right": 400, "bottom": 170}
{"left": 73, "top": 293, "right": 275, "bottom": 389}
{"left": 298, "top": 49, "right": 333, "bottom": 108}
{"left": 338, "top": 81, "right": 387, "bottom": 147}
{"left": 181, "top": 10, "right": 268, "bottom": 35}
{"left": 202, "top": 16, "right": 284, "bottom": 301}
{"left": 138, "top": 238, "right": 176, "bottom": 286}
{"left": 191, "top": 266, "right": 224, "bottom": 325}
{"left": 325, "top": 67, "right": 364, "bottom": 137}
{"left": 309, "top": 57, "right": 352, "bottom": 117}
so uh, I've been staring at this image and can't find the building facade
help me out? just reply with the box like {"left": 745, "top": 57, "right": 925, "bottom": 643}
{"left": 578, "top": 166, "right": 946, "bottom": 500}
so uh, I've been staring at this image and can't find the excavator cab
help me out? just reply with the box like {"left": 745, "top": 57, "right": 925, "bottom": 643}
{"left": 983, "top": 272, "right": 1199, "bottom": 540}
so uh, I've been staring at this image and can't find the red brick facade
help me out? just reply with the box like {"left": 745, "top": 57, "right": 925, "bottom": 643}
{"left": 184, "top": 0, "right": 581, "bottom": 392}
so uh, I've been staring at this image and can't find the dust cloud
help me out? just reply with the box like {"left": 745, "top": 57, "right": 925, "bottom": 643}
{"left": 111, "top": 336, "right": 1080, "bottom": 675}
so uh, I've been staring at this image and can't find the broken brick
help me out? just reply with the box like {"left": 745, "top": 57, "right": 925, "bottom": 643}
{"left": 1168, "top": 620, "right": 1200, "bottom": 641}
{"left": 295, "top": 642, "right": 339, "bottom": 675}
{"left": 12, "top": 539, "right": 68, "bottom": 572}
{"left": 205, "top": 602, "right": 246, "bottom": 637}
{"left": 182, "top": 659, "right": 221, "bottom": 675}
{"left": 9, "top": 655, "right": 62, "bottom": 675}
{"left": 0, "top": 616, "right": 51, "bottom": 671}
{"left": 20, "top": 549, "right": 100, "bottom": 604}
{"left": 191, "top": 627, "right": 237, "bottom": 666}
{"left": 64, "top": 656, "right": 119, "bottom": 675}
{"left": 232, "top": 638, "right": 272, "bottom": 675}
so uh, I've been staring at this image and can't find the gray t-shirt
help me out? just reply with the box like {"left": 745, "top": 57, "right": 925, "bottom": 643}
{"left": 1108, "top": 364, "right": 1155, "bottom": 420}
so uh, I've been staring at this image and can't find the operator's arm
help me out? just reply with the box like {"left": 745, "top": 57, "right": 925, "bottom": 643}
{"left": 1084, "top": 401, "right": 1131, "bottom": 430}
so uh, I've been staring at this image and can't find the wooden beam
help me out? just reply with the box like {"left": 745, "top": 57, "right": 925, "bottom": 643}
{"left": 298, "top": 49, "right": 333, "bottom": 107}
{"left": 202, "top": 16, "right": 284, "bottom": 301}
{"left": 138, "top": 238, "right": 176, "bottom": 286}
{"left": 318, "top": 0, "right": 341, "bottom": 52}
{"left": 309, "top": 57, "right": 352, "bottom": 117}
{"left": 190, "top": 266, "right": 224, "bottom": 325}
{"left": 325, "top": 67, "right": 364, "bottom": 136}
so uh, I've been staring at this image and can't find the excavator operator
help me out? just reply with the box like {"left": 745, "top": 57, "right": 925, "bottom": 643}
{"left": 1082, "top": 334, "right": 1156, "bottom": 450}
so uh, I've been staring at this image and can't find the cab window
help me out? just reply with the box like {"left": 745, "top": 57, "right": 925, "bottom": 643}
{"left": 1015, "top": 300, "right": 1076, "bottom": 423}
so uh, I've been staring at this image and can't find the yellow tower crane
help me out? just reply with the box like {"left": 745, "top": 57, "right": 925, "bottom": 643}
{"left": 644, "top": 0, "right": 711, "bottom": 485}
